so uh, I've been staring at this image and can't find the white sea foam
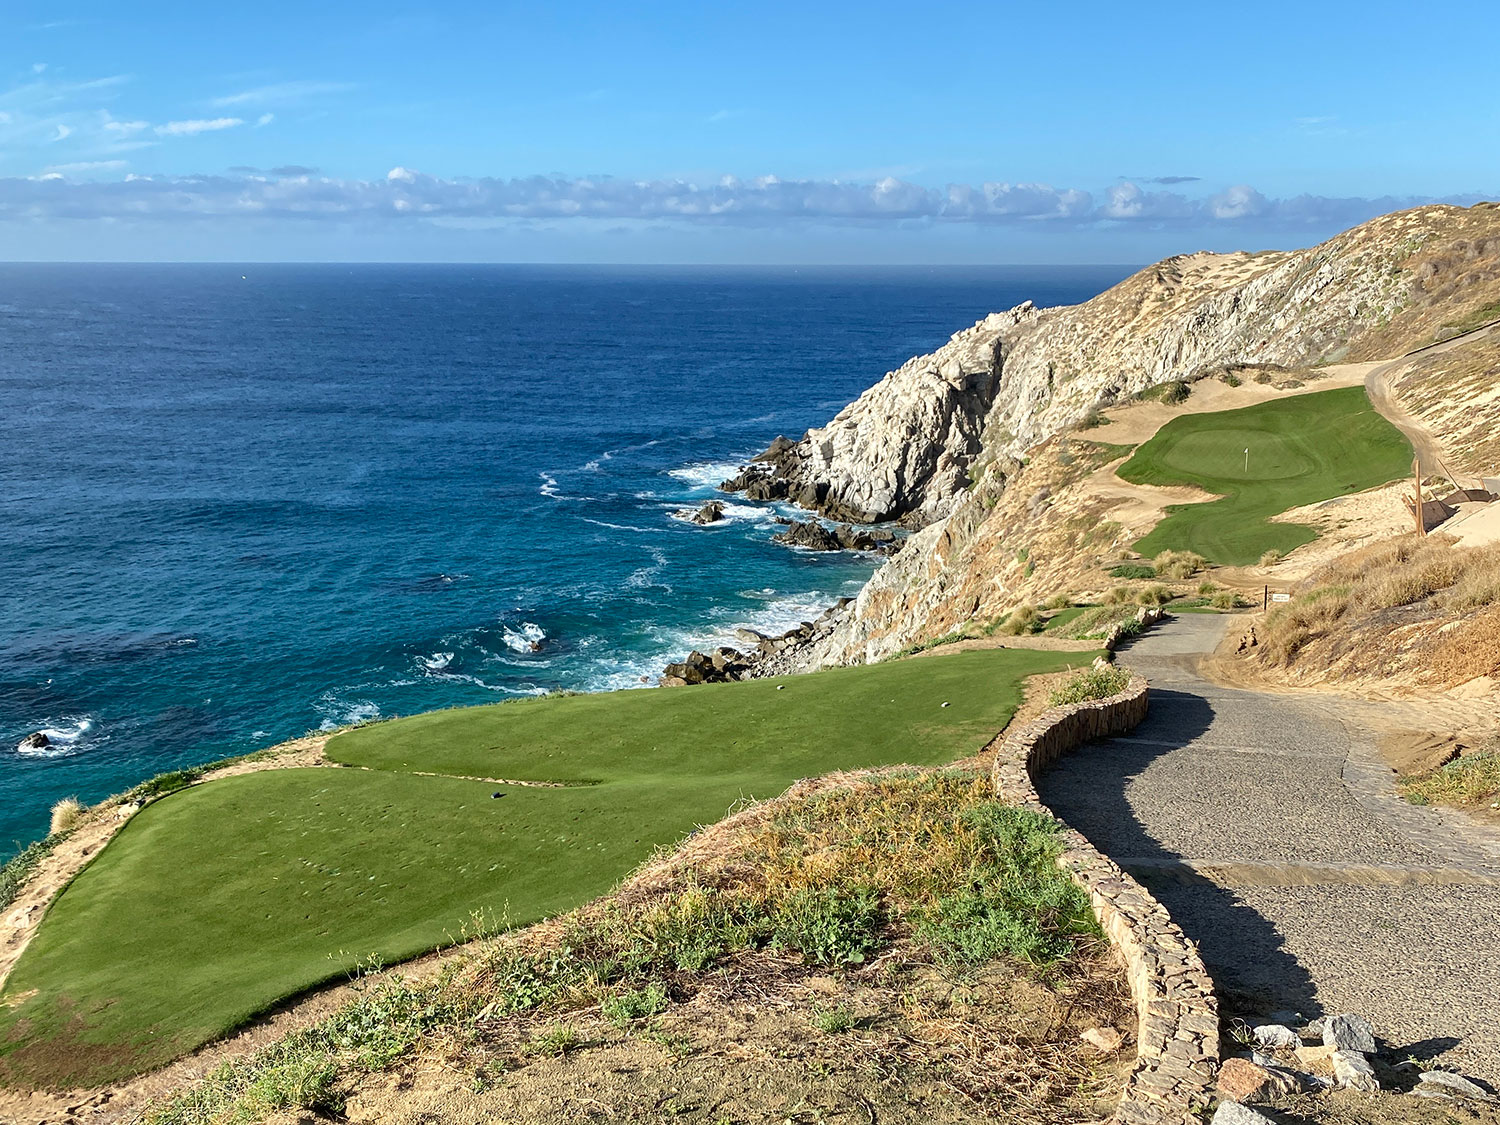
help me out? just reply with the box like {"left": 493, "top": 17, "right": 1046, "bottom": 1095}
{"left": 538, "top": 471, "right": 561, "bottom": 498}
{"left": 421, "top": 651, "right": 454, "bottom": 671}
{"left": 666, "top": 461, "right": 742, "bottom": 491}
{"left": 16, "top": 716, "right": 98, "bottom": 757}
{"left": 581, "top": 517, "right": 659, "bottom": 534}
{"left": 315, "top": 693, "right": 381, "bottom": 731}
{"left": 501, "top": 622, "right": 547, "bottom": 653}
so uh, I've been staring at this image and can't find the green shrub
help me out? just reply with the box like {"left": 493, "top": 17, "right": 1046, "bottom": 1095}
{"left": 810, "top": 1004, "right": 856, "bottom": 1034}
{"left": 1042, "top": 594, "right": 1071, "bottom": 610}
{"left": 1220, "top": 373, "right": 1242, "bottom": 387}
{"left": 916, "top": 805, "right": 1096, "bottom": 967}
{"left": 1136, "top": 584, "right": 1170, "bottom": 606}
{"left": 770, "top": 885, "right": 884, "bottom": 966}
{"left": 1047, "top": 665, "right": 1132, "bottom": 708}
{"left": 1197, "top": 581, "right": 1217, "bottom": 596}
{"left": 1108, "top": 563, "right": 1156, "bottom": 580}
{"left": 1160, "top": 380, "right": 1190, "bottom": 405}
{"left": 602, "top": 984, "right": 668, "bottom": 1027}
{"left": 1211, "top": 591, "right": 1244, "bottom": 610}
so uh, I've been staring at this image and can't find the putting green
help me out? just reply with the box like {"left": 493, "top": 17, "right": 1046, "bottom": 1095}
{"left": 1119, "top": 386, "right": 1411, "bottom": 564}
{"left": 0, "top": 645, "right": 1094, "bottom": 1089}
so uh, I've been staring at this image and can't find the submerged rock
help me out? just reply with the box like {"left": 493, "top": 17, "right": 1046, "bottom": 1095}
{"left": 771, "top": 519, "right": 899, "bottom": 555}
{"left": 672, "top": 500, "right": 726, "bottom": 525}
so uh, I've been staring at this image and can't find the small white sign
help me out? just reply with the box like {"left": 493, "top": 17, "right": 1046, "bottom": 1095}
{"left": 1271, "top": 592, "right": 1292, "bottom": 603}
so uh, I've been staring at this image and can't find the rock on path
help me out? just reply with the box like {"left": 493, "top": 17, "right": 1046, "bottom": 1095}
{"left": 1037, "top": 615, "right": 1500, "bottom": 1082}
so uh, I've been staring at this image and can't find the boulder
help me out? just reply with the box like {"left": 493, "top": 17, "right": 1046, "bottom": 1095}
{"left": 1332, "top": 1049, "right": 1380, "bottom": 1092}
{"left": 772, "top": 519, "right": 843, "bottom": 551}
{"left": 1212, "top": 1103, "right": 1277, "bottom": 1125}
{"left": 672, "top": 500, "right": 726, "bottom": 525}
{"left": 1217, "top": 1058, "right": 1310, "bottom": 1103}
{"left": 659, "top": 647, "right": 752, "bottom": 687}
{"left": 1417, "top": 1071, "right": 1495, "bottom": 1101}
{"left": 1080, "top": 1026, "right": 1124, "bottom": 1053}
{"left": 1252, "top": 1024, "right": 1300, "bottom": 1050}
{"left": 771, "top": 519, "right": 900, "bottom": 555}
{"left": 1322, "top": 1013, "right": 1377, "bottom": 1055}
{"left": 1294, "top": 1043, "right": 1337, "bottom": 1077}
{"left": 19, "top": 731, "right": 50, "bottom": 752}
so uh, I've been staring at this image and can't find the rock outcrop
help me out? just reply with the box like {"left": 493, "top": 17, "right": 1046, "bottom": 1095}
{"left": 672, "top": 500, "right": 726, "bottom": 525}
{"left": 770, "top": 519, "right": 899, "bottom": 555}
{"left": 721, "top": 304, "right": 1038, "bottom": 524}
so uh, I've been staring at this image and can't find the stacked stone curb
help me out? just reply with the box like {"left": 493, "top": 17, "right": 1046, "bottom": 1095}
{"left": 992, "top": 673, "right": 1219, "bottom": 1125}
{"left": 1104, "top": 605, "right": 1164, "bottom": 652}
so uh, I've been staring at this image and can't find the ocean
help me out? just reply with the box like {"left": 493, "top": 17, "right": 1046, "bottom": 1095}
{"left": 0, "top": 263, "right": 1128, "bottom": 853}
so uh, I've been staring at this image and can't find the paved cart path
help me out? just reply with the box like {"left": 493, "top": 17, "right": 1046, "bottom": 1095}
{"left": 1037, "top": 615, "right": 1500, "bottom": 1082}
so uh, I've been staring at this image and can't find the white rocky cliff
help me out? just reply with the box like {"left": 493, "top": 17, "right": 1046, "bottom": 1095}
{"left": 731, "top": 203, "right": 1500, "bottom": 671}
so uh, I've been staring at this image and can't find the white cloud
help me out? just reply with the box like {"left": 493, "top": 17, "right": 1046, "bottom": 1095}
{"left": 210, "top": 81, "right": 354, "bottom": 107}
{"left": 256, "top": 113, "right": 274, "bottom": 127}
{"left": 0, "top": 169, "right": 1477, "bottom": 233}
{"left": 103, "top": 118, "right": 150, "bottom": 135}
{"left": 51, "top": 123, "right": 72, "bottom": 141}
{"left": 43, "top": 159, "right": 127, "bottom": 174}
{"left": 32, "top": 63, "right": 47, "bottom": 74}
{"left": 155, "top": 117, "right": 244, "bottom": 136}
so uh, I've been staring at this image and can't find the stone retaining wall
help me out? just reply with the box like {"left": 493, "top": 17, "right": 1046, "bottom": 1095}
{"left": 993, "top": 675, "right": 1219, "bottom": 1125}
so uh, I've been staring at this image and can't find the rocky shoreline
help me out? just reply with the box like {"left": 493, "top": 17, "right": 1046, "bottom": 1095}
{"left": 660, "top": 598, "right": 854, "bottom": 686}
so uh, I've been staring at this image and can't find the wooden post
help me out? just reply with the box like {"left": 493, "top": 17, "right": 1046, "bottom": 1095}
{"left": 1263, "top": 585, "right": 1268, "bottom": 612}
{"left": 1414, "top": 455, "right": 1425, "bottom": 537}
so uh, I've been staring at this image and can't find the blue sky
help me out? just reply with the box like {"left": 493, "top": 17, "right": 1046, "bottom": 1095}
{"left": 2, "top": 0, "right": 1497, "bottom": 262}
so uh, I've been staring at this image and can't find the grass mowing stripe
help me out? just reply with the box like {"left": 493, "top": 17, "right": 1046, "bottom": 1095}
{"left": 1118, "top": 386, "right": 1411, "bottom": 565}
{"left": 0, "top": 646, "right": 1095, "bottom": 1089}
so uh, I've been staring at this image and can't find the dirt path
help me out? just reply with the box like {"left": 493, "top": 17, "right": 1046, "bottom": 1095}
{"left": 1038, "top": 615, "right": 1500, "bottom": 1082}
{"left": 1363, "top": 320, "right": 1500, "bottom": 487}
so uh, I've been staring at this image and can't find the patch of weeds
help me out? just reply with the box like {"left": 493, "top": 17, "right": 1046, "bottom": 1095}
{"left": 1152, "top": 550, "right": 1205, "bottom": 580}
{"left": 602, "top": 983, "right": 669, "bottom": 1028}
{"left": 526, "top": 1024, "right": 582, "bottom": 1057}
{"left": 810, "top": 1004, "right": 856, "bottom": 1034}
{"left": 916, "top": 805, "right": 1098, "bottom": 968}
{"left": 1108, "top": 563, "right": 1156, "bottom": 580}
{"left": 1399, "top": 752, "right": 1500, "bottom": 813}
{"left": 998, "top": 604, "right": 1042, "bottom": 636}
{"left": 1136, "top": 584, "right": 1170, "bottom": 607}
{"left": 771, "top": 885, "right": 885, "bottom": 966}
{"left": 127, "top": 767, "right": 209, "bottom": 802}
{"left": 1047, "top": 665, "right": 1132, "bottom": 707}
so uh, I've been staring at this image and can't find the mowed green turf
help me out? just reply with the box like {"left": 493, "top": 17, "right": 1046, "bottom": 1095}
{"left": 0, "top": 646, "right": 1094, "bottom": 1089}
{"left": 1119, "top": 386, "right": 1411, "bottom": 564}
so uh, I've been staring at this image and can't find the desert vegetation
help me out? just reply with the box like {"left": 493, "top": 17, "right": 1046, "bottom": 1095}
{"left": 1249, "top": 535, "right": 1500, "bottom": 687}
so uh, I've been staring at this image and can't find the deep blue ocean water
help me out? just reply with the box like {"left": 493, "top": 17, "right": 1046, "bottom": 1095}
{"left": 0, "top": 263, "right": 1128, "bottom": 854}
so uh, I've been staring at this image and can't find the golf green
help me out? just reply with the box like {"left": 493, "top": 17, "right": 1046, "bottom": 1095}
{"left": 0, "top": 645, "right": 1094, "bottom": 1089}
{"left": 1119, "top": 386, "right": 1411, "bottom": 564}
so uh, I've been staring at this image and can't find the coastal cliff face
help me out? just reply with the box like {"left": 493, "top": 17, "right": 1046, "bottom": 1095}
{"left": 722, "top": 303, "right": 1038, "bottom": 524}
{"left": 740, "top": 203, "right": 1500, "bottom": 670}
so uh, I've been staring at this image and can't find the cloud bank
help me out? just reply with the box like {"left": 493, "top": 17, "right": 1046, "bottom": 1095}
{"left": 0, "top": 168, "right": 1480, "bottom": 231}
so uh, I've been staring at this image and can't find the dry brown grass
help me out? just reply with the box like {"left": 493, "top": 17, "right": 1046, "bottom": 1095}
{"left": 1250, "top": 535, "right": 1500, "bottom": 686}
{"left": 48, "top": 798, "right": 85, "bottom": 836}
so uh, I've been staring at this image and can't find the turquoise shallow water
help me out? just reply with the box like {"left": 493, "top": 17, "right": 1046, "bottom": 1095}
{"left": 0, "top": 263, "right": 1128, "bottom": 853}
